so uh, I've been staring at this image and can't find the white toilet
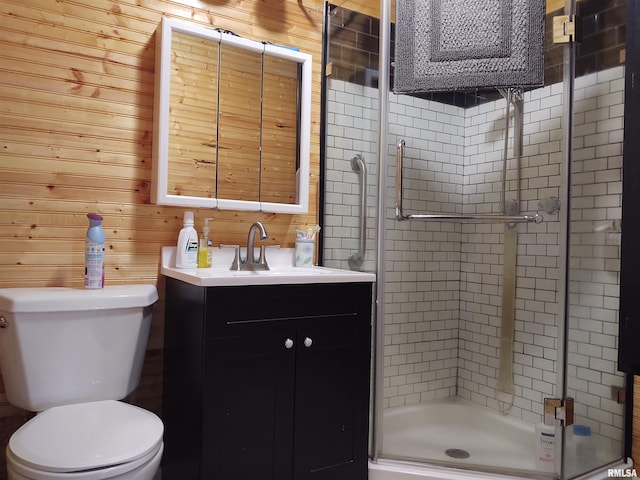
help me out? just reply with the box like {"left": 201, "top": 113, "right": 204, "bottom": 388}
{"left": 0, "top": 285, "right": 164, "bottom": 480}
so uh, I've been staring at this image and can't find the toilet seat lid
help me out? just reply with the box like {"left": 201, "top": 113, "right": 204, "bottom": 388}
{"left": 9, "top": 400, "right": 164, "bottom": 473}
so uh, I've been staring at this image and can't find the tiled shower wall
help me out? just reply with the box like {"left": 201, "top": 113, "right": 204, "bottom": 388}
{"left": 457, "top": 83, "right": 566, "bottom": 423}
{"left": 324, "top": 66, "right": 625, "bottom": 438}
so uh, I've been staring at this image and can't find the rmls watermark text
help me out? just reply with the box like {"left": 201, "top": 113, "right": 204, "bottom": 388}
{"left": 607, "top": 468, "right": 638, "bottom": 478}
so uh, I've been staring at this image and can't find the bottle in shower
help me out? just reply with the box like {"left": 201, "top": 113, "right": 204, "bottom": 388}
{"left": 534, "top": 422, "right": 556, "bottom": 472}
{"left": 84, "top": 213, "right": 105, "bottom": 289}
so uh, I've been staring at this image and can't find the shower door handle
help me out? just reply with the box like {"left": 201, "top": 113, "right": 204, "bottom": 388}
{"left": 395, "top": 139, "right": 408, "bottom": 221}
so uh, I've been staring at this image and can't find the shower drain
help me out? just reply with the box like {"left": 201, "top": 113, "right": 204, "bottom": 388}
{"left": 445, "top": 448, "right": 470, "bottom": 459}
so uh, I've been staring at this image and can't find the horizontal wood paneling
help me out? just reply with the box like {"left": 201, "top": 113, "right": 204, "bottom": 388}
{"left": 634, "top": 376, "right": 640, "bottom": 467}
{"left": 0, "top": 0, "right": 323, "bottom": 291}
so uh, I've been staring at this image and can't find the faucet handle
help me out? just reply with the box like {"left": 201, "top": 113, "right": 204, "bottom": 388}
{"left": 258, "top": 245, "right": 270, "bottom": 270}
{"left": 219, "top": 244, "right": 241, "bottom": 270}
{"left": 259, "top": 245, "right": 281, "bottom": 265}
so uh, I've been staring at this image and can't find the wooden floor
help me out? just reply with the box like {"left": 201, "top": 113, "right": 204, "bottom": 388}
{"left": 633, "top": 376, "right": 640, "bottom": 466}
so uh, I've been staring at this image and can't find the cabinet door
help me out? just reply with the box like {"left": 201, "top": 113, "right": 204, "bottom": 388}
{"left": 202, "top": 325, "right": 296, "bottom": 480}
{"left": 162, "top": 278, "right": 208, "bottom": 480}
{"left": 292, "top": 316, "right": 371, "bottom": 480}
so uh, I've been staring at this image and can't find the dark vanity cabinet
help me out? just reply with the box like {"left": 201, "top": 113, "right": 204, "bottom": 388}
{"left": 162, "top": 277, "right": 373, "bottom": 480}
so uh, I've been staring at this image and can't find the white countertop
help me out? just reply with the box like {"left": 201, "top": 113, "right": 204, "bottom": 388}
{"left": 160, "top": 246, "right": 376, "bottom": 287}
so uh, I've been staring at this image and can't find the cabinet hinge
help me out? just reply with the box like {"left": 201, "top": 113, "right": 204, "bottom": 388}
{"left": 553, "top": 15, "right": 581, "bottom": 44}
{"left": 544, "top": 397, "right": 574, "bottom": 426}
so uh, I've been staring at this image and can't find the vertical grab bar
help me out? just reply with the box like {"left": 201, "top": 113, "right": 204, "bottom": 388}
{"left": 348, "top": 154, "right": 367, "bottom": 269}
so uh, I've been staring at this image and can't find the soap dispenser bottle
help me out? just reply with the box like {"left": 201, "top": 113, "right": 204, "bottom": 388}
{"left": 176, "top": 211, "right": 198, "bottom": 268}
{"left": 198, "top": 218, "right": 213, "bottom": 268}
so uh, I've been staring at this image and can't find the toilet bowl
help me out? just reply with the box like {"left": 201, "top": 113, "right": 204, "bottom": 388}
{"left": 6, "top": 400, "right": 164, "bottom": 480}
{"left": 0, "top": 286, "right": 164, "bottom": 480}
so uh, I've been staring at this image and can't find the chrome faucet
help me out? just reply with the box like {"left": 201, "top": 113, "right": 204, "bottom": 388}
{"left": 243, "top": 221, "right": 269, "bottom": 270}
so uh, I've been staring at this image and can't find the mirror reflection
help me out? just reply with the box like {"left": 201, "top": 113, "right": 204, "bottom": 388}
{"left": 261, "top": 55, "right": 299, "bottom": 205}
{"left": 167, "top": 31, "right": 219, "bottom": 200}
{"left": 217, "top": 44, "right": 262, "bottom": 202}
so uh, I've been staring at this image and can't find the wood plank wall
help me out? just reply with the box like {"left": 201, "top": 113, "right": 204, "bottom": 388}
{"left": 0, "top": 0, "right": 322, "bottom": 475}
{"left": 0, "top": 0, "right": 323, "bottom": 291}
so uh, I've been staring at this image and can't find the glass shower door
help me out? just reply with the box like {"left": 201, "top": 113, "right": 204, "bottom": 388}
{"left": 322, "top": 0, "right": 630, "bottom": 477}
{"left": 562, "top": 0, "right": 627, "bottom": 476}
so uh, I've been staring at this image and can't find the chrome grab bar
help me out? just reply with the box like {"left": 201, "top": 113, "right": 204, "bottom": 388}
{"left": 349, "top": 154, "right": 367, "bottom": 268}
{"left": 394, "top": 139, "right": 543, "bottom": 224}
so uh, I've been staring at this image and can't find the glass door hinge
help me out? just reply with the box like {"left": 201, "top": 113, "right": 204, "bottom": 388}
{"left": 544, "top": 397, "right": 574, "bottom": 426}
{"left": 325, "top": 61, "right": 333, "bottom": 77}
{"left": 553, "top": 15, "right": 581, "bottom": 44}
{"left": 612, "top": 387, "right": 626, "bottom": 404}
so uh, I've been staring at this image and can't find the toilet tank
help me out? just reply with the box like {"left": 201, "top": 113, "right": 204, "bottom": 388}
{"left": 0, "top": 285, "right": 158, "bottom": 412}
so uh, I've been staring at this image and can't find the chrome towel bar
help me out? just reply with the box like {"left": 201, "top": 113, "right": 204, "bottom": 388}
{"left": 394, "top": 139, "right": 543, "bottom": 224}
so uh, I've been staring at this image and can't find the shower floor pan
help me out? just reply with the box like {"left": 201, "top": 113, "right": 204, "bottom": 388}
{"left": 380, "top": 397, "right": 535, "bottom": 472}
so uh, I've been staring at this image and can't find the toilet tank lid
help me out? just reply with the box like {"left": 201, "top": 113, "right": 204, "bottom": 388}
{"left": 0, "top": 285, "right": 159, "bottom": 313}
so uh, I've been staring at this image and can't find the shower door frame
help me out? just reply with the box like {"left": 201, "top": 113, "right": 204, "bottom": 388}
{"left": 619, "top": 0, "right": 640, "bottom": 463}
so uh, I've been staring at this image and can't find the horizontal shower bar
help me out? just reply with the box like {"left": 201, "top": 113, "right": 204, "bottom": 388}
{"left": 394, "top": 139, "right": 543, "bottom": 224}
{"left": 397, "top": 213, "right": 543, "bottom": 223}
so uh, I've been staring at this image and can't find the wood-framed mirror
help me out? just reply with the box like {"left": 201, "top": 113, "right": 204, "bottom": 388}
{"left": 152, "top": 17, "right": 311, "bottom": 214}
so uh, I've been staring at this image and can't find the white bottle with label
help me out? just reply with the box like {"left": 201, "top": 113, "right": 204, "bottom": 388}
{"left": 176, "top": 211, "right": 198, "bottom": 268}
{"left": 534, "top": 422, "right": 556, "bottom": 472}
